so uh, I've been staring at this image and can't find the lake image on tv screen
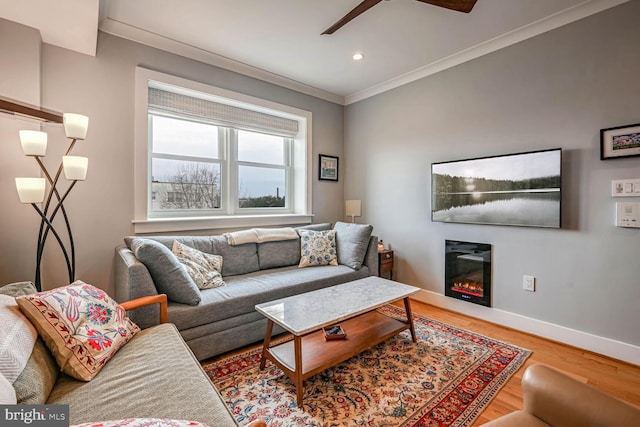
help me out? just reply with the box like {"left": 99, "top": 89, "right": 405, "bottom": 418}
{"left": 431, "top": 150, "right": 561, "bottom": 228}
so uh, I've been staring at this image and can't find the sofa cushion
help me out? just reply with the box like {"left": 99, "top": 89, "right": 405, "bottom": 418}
{"left": 168, "top": 264, "right": 370, "bottom": 332}
{"left": 172, "top": 241, "right": 225, "bottom": 290}
{"left": 258, "top": 239, "right": 301, "bottom": 269}
{"left": 298, "top": 229, "right": 338, "bottom": 267}
{"left": 207, "top": 237, "right": 259, "bottom": 276}
{"left": 16, "top": 281, "right": 140, "bottom": 381}
{"left": 0, "top": 281, "right": 58, "bottom": 404}
{"left": 257, "top": 224, "right": 334, "bottom": 270}
{"left": 128, "top": 236, "right": 260, "bottom": 277}
{"left": 47, "top": 323, "right": 236, "bottom": 427}
{"left": 130, "top": 238, "right": 201, "bottom": 305}
{"left": 0, "top": 294, "right": 37, "bottom": 383}
{"left": 333, "top": 221, "right": 374, "bottom": 270}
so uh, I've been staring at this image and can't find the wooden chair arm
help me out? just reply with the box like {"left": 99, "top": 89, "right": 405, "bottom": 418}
{"left": 245, "top": 420, "right": 266, "bottom": 427}
{"left": 120, "top": 294, "right": 168, "bottom": 324}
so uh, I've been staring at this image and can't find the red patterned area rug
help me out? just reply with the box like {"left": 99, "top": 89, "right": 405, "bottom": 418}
{"left": 202, "top": 305, "right": 531, "bottom": 427}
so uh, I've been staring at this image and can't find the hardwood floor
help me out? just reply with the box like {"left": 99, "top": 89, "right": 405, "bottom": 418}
{"left": 403, "top": 300, "right": 640, "bottom": 425}
{"left": 211, "top": 300, "right": 640, "bottom": 425}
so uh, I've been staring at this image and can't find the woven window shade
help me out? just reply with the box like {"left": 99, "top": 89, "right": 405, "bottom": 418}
{"left": 148, "top": 88, "right": 298, "bottom": 137}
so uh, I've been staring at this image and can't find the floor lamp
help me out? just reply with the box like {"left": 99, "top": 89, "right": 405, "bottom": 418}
{"left": 15, "top": 113, "right": 89, "bottom": 291}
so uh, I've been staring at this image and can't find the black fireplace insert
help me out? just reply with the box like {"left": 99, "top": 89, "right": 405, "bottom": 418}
{"left": 445, "top": 240, "right": 492, "bottom": 307}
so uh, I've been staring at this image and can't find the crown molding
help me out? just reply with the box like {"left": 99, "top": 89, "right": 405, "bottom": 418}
{"left": 99, "top": 0, "right": 628, "bottom": 107}
{"left": 344, "top": 0, "right": 630, "bottom": 105}
{"left": 98, "top": 18, "right": 345, "bottom": 105}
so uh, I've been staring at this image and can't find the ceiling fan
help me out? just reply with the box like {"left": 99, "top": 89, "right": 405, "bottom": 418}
{"left": 321, "top": 0, "right": 478, "bottom": 35}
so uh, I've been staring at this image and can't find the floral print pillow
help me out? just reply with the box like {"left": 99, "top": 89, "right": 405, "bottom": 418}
{"left": 16, "top": 281, "right": 140, "bottom": 381}
{"left": 172, "top": 241, "right": 225, "bottom": 289}
{"left": 298, "top": 229, "right": 338, "bottom": 268}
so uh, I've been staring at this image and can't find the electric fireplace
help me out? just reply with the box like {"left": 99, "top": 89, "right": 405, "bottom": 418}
{"left": 445, "top": 240, "right": 492, "bottom": 307}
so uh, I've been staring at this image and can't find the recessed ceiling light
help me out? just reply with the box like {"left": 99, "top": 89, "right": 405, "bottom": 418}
{"left": 352, "top": 52, "right": 364, "bottom": 61}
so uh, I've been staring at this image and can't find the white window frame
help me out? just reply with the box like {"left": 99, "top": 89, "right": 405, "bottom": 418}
{"left": 134, "top": 67, "right": 313, "bottom": 233}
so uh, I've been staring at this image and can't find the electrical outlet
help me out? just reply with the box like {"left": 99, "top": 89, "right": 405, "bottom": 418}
{"left": 523, "top": 275, "right": 535, "bottom": 292}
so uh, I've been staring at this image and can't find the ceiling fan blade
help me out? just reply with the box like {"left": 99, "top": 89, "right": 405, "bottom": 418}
{"left": 322, "top": 0, "right": 384, "bottom": 35}
{"left": 415, "top": 0, "right": 478, "bottom": 13}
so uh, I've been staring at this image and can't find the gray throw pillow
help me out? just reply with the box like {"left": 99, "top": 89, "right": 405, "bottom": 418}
{"left": 0, "top": 281, "right": 38, "bottom": 297}
{"left": 130, "top": 238, "right": 201, "bottom": 305}
{"left": 13, "top": 338, "right": 59, "bottom": 404}
{"left": 333, "top": 221, "right": 373, "bottom": 270}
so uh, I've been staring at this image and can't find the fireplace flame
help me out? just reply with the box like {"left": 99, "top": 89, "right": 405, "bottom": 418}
{"left": 452, "top": 281, "right": 484, "bottom": 297}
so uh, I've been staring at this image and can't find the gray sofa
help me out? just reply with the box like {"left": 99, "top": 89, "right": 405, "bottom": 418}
{"left": 114, "top": 222, "right": 379, "bottom": 361}
{"left": 1, "top": 281, "right": 255, "bottom": 427}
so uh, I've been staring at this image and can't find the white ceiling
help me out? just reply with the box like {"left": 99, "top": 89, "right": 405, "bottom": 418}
{"left": 0, "top": 0, "right": 629, "bottom": 105}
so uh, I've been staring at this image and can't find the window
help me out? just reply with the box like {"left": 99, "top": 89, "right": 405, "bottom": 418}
{"left": 150, "top": 116, "right": 222, "bottom": 214}
{"left": 134, "top": 68, "right": 312, "bottom": 233}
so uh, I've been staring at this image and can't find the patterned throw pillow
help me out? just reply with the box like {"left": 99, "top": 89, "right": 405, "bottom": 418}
{"left": 172, "top": 241, "right": 226, "bottom": 290}
{"left": 15, "top": 281, "right": 140, "bottom": 382}
{"left": 298, "top": 229, "right": 338, "bottom": 268}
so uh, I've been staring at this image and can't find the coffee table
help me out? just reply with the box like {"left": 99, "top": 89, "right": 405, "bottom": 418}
{"left": 255, "top": 276, "right": 420, "bottom": 406}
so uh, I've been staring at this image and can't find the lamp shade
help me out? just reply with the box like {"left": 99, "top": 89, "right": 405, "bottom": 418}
{"left": 345, "top": 199, "right": 362, "bottom": 218}
{"left": 19, "top": 130, "right": 48, "bottom": 156}
{"left": 63, "top": 113, "right": 89, "bottom": 140}
{"left": 15, "top": 178, "right": 45, "bottom": 204}
{"left": 63, "top": 156, "right": 88, "bottom": 181}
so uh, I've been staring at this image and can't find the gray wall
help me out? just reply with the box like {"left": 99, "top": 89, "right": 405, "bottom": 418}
{"left": 345, "top": 1, "right": 640, "bottom": 347}
{"left": 0, "top": 19, "right": 43, "bottom": 287}
{"left": 1, "top": 30, "right": 344, "bottom": 296}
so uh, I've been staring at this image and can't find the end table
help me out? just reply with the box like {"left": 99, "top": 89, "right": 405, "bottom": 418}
{"left": 378, "top": 250, "right": 394, "bottom": 279}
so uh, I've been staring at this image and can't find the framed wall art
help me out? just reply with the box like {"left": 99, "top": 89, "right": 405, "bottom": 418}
{"left": 601, "top": 123, "right": 640, "bottom": 160}
{"left": 319, "top": 154, "right": 339, "bottom": 181}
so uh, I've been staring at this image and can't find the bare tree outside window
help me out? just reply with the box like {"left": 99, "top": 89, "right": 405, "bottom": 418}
{"left": 153, "top": 162, "right": 221, "bottom": 210}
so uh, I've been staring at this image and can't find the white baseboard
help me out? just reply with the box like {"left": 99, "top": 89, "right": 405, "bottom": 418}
{"left": 412, "top": 290, "right": 640, "bottom": 366}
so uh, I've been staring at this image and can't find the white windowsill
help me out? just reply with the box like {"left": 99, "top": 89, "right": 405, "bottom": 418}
{"left": 132, "top": 214, "right": 314, "bottom": 234}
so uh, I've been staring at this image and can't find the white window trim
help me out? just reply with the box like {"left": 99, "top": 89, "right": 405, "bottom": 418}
{"left": 134, "top": 67, "right": 313, "bottom": 233}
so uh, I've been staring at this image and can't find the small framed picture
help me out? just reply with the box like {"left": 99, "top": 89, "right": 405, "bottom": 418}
{"left": 600, "top": 123, "right": 640, "bottom": 160}
{"left": 319, "top": 154, "right": 339, "bottom": 181}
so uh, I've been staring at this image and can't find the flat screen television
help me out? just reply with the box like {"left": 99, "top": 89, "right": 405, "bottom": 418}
{"left": 431, "top": 148, "right": 562, "bottom": 228}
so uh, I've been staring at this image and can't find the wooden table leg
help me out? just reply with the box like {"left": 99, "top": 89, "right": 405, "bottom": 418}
{"left": 259, "top": 319, "right": 274, "bottom": 370}
{"left": 403, "top": 297, "right": 417, "bottom": 343}
{"left": 294, "top": 335, "right": 304, "bottom": 407}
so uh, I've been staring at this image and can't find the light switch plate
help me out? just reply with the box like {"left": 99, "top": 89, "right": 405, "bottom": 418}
{"left": 612, "top": 179, "right": 640, "bottom": 197}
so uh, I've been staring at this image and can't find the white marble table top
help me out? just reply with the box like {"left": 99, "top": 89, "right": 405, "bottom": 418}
{"left": 255, "top": 277, "right": 419, "bottom": 335}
